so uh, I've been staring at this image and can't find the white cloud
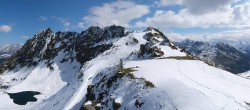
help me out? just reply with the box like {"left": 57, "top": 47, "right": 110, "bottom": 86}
{"left": 231, "top": 2, "right": 250, "bottom": 28}
{"left": 182, "top": 0, "right": 231, "bottom": 15}
{"left": 166, "top": 29, "right": 250, "bottom": 43}
{"left": 157, "top": 0, "right": 182, "bottom": 6}
{"left": 80, "top": 1, "right": 150, "bottom": 27}
{"left": 158, "top": 0, "right": 231, "bottom": 14}
{"left": 136, "top": 8, "right": 232, "bottom": 28}
{"left": 63, "top": 22, "right": 70, "bottom": 27}
{"left": 39, "top": 16, "right": 47, "bottom": 21}
{"left": 208, "top": 29, "right": 250, "bottom": 42}
{"left": 22, "top": 36, "right": 29, "bottom": 39}
{"left": 77, "top": 22, "right": 85, "bottom": 29}
{"left": 52, "top": 16, "right": 71, "bottom": 27}
{"left": 234, "top": 0, "right": 242, "bottom": 3}
{"left": 0, "top": 25, "right": 12, "bottom": 33}
{"left": 136, "top": 1, "right": 250, "bottom": 29}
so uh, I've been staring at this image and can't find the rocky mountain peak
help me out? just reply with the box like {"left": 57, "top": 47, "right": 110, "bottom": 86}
{"left": 85, "top": 26, "right": 102, "bottom": 35}
{"left": 143, "top": 27, "right": 171, "bottom": 43}
{"left": 0, "top": 25, "right": 129, "bottom": 73}
{"left": 144, "top": 27, "right": 157, "bottom": 32}
{"left": 0, "top": 25, "right": 185, "bottom": 74}
{"left": 44, "top": 27, "right": 53, "bottom": 33}
{"left": 34, "top": 28, "right": 54, "bottom": 40}
{"left": 103, "top": 25, "right": 126, "bottom": 38}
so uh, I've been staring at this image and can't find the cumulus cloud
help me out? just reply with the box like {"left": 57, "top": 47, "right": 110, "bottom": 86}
{"left": 208, "top": 29, "right": 250, "bottom": 42}
{"left": 182, "top": 0, "right": 231, "bottom": 15}
{"left": 0, "top": 25, "right": 12, "bottom": 33}
{"left": 22, "top": 36, "right": 29, "bottom": 39}
{"left": 136, "top": 8, "right": 232, "bottom": 28}
{"left": 52, "top": 16, "right": 71, "bottom": 27}
{"left": 39, "top": 16, "right": 47, "bottom": 21}
{"left": 136, "top": 1, "right": 250, "bottom": 29}
{"left": 158, "top": 0, "right": 231, "bottom": 14}
{"left": 231, "top": 2, "right": 250, "bottom": 28}
{"left": 166, "top": 29, "right": 250, "bottom": 43}
{"left": 77, "top": 22, "right": 85, "bottom": 29}
{"left": 80, "top": 1, "right": 150, "bottom": 27}
{"left": 157, "top": 0, "right": 182, "bottom": 6}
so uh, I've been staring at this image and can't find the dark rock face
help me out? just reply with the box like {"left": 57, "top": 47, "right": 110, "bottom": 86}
{"left": 75, "top": 25, "right": 125, "bottom": 64}
{"left": 80, "top": 66, "right": 154, "bottom": 110}
{"left": 213, "top": 43, "right": 250, "bottom": 73}
{"left": 0, "top": 25, "right": 126, "bottom": 74}
{"left": 0, "top": 59, "right": 4, "bottom": 64}
{"left": 143, "top": 27, "right": 171, "bottom": 44}
{"left": 175, "top": 39, "right": 250, "bottom": 74}
{"left": 139, "top": 43, "right": 164, "bottom": 57}
{"left": 138, "top": 27, "right": 178, "bottom": 58}
{"left": 246, "top": 45, "right": 250, "bottom": 55}
{"left": 81, "top": 105, "right": 96, "bottom": 110}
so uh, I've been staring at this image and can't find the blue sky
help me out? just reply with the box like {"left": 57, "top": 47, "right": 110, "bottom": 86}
{"left": 0, "top": 0, "right": 103, "bottom": 45}
{"left": 1, "top": 0, "right": 250, "bottom": 45}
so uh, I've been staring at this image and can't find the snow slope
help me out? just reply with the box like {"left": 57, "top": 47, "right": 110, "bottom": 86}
{"left": 239, "top": 71, "right": 250, "bottom": 79}
{"left": 125, "top": 59, "right": 250, "bottom": 110}
{"left": 0, "top": 26, "right": 250, "bottom": 110}
{"left": 0, "top": 51, "right": 82, "bottom": 110}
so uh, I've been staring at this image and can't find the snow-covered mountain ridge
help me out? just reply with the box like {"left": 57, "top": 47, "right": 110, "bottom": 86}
{"left": 175, "top": 39, "right": 250, "bottom": 74}
{"left": 0, "top": 26, "right": 250, "bottom": 110}
{"left": 0, "top": 44, "right": 22, "bottom": 52}
{"left": 0, "top": 44, "right": 22, "bottom": 64}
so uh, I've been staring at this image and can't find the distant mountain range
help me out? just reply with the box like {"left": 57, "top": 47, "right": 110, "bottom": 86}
{"left": 0, "top": 44, "right": 22, "bottom": 64}
{"left": 175, "top": 39, "right": 250, "bottom": 74}
{"left": 2, "top": 39, "right": 249, "bottom": 74}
